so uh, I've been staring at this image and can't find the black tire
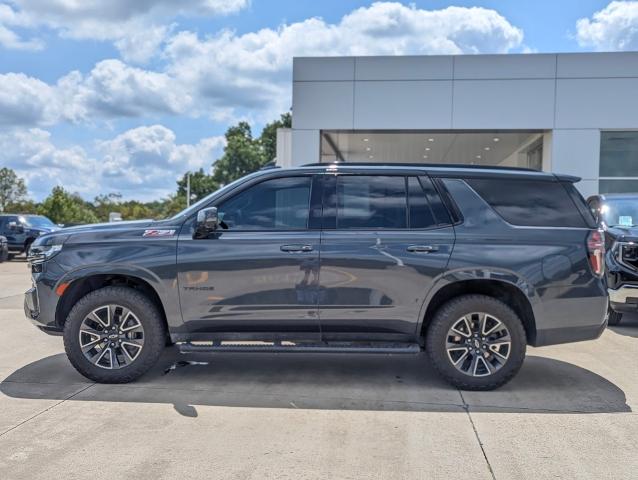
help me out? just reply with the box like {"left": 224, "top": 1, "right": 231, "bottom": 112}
{"left": 607, "top": 306, "right": 623, "bottom": 326}
{"left": 24, "top": 239, "right": 33, "bottom": 257}
{"left": 63, "top": 286, "right": 166, "bottom": 383}
{"left": 7, "top": 253, "right": 15, "bottom": 261}
{"left": 426, "top": 294, "right": 527, "bottom": 391}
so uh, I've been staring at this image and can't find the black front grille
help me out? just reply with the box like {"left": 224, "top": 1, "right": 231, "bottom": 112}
{"left": 621, "top": 243, "right": 638, "bottom": 269}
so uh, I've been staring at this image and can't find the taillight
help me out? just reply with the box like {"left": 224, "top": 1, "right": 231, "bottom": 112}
{"left": 587, "top": 229, "right": 605, "bottom": 276}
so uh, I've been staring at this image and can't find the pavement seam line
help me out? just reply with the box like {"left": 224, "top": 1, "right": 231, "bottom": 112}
{"left": 459, "top": 390, "right": 497, "bottom": 480}
{"left": 0, "top": 383, "right": 95, "bottom": 438}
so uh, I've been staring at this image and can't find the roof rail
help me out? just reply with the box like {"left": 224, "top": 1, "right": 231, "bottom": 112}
{"left": 259, "top": 161, "right": 280, "bottom": 170}
{"left": 300, "top": 162, "right": 539, "bottom": 172}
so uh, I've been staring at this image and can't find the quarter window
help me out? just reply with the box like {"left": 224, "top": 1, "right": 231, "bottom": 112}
{"left": 217, "top": 176, "right": 311, "bottom": 230}
{"left": 466, "top": 178, "right": 588, "bottom": 228}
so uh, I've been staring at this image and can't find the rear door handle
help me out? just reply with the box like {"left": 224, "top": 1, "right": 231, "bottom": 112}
{"left": 407, "top": 245, "right": 438, "bottom": 253}
{"left": 280, "top": 244, "right": 314, "bottom": 253}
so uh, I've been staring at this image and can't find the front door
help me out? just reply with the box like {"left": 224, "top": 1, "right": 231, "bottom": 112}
{"left": 176, "top": 174, "right": 321, "bottom": 339}
{"left": 318, "top": 174, "right": 455, "bottom": 341}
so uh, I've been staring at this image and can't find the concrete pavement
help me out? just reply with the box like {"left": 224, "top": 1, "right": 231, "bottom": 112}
{"left": 0, "top": 259, "right": 637, "bottom": 479}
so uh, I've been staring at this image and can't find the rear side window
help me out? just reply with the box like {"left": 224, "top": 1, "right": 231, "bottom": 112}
{"left": 408, "top": 177, "right": 436, "bottom": 228}
{"left": 337, "top": 176, "right": 407, "bottom": 229}
{"left": 466, "top": 178, "right": 588, "bottom": 228}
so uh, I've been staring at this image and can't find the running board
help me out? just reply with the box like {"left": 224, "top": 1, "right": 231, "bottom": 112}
{"left": 178, "top": 340, "right": 421, "bottom": 354}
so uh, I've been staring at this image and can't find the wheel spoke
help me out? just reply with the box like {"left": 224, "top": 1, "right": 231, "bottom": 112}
{"left": 445, "top": 311, "right": 512, "bottom": 378}
{"left": 79, "top": 303, "right": 145, "bottom": 370}
{"left": 451, "top": 316, "right": 472, "bottom": 338}
{"left": 121, "top": 341, "right": 143, "bottom": 361}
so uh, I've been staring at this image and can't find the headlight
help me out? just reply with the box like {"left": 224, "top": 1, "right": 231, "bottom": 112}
{"left": 29, "top": 234, "right": 69, "bottom": 263}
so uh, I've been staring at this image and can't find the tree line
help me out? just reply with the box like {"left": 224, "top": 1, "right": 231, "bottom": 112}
{"left": 0, "top": 113, "right": 291, "bottom": 224}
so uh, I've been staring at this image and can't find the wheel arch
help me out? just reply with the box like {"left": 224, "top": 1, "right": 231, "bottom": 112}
{"left": 420, "top": 278, "right": 537, "bottom": 344}
{"left": 54, "top": 269, "right": 169, "bottom": 335}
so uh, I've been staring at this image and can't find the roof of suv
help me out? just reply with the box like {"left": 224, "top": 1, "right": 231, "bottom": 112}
{"left": 291, "top": 162, "right": 578, "bottom": 182}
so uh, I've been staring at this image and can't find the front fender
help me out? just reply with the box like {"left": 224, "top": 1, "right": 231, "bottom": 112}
{"left": 55, "top": 263, "right": 181, "bottom": 329}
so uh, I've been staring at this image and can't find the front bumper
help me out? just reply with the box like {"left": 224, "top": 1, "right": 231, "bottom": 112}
{"left": 608, "top": 284, "right": 638, "bottom": 312}
{"left": 23, "top": 259, "right": 65, "bottom": 335}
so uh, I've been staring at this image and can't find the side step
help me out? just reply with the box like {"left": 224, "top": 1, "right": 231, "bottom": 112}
{"left": 178, "top": 340, "right": 421, "bottom": 354}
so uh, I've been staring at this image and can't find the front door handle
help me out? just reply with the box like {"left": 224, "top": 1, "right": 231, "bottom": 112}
{"left": 280, "top": 244, "right": 314, "bottom": 253}
{"left": 407, "top": 245, "right": 438, "bottom": 253}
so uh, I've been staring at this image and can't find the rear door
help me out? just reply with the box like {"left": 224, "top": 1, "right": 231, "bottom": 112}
{"left": 318, "top": 174, "right": 455, "bottom": 341}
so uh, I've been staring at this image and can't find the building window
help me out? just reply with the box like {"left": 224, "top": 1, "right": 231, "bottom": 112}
{"left": 599, "top": 131, "right": 638, "bottom": 193}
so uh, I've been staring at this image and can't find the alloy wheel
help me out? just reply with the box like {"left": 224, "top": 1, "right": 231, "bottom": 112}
{"left": 78, "top": 304, "right": 145, "bottom": 369}
{"left": 445, "top": 312, "right": 511, "bottom": 377}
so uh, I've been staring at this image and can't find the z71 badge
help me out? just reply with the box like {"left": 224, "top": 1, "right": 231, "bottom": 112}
{"left": 143, "top": 229, "right": 176, "bottom": 237}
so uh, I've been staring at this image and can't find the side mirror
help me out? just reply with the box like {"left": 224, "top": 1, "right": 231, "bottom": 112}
{"left": 194, "top": 207, "right": 218, "bottom": 239}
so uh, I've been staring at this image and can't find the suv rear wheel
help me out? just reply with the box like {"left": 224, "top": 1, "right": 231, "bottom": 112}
{"left": 63, "top": 286, "right": 166, "bottom": 383}
{"left": 426, "top": 294, "right": 526, "bottom": 391}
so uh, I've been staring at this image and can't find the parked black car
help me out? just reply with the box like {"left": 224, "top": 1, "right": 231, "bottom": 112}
{"left": 24, "top": 164, "right": 607, "bottom": 390}
{"left": 588, "top": 193, "right": 638, "bottom": 325}
{"left": 0, "top": 235, "right": 8, "bottom": 262}
{"left": 0, "top": 214, "right": 59, "bottom": 259}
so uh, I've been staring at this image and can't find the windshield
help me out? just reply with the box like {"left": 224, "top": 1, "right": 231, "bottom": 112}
{"left": 168, "top": 171, "right": 266, "bottom": 220}
{"left": 23, "top": 216, "right": 56, "bottom": 228}
{"left": 601, "top": 199, "right": 638, "bottom": 227}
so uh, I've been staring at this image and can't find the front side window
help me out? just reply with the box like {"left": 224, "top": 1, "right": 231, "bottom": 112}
{"left": 336, "top": 175, "right": 407, "bottom": 229}
{"left": 217, "top": 176, "right": 311, "bottom": 230}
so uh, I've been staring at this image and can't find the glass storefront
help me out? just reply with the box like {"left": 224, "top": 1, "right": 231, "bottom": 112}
{"left": 320, "top": 131, "right": 545, "bottom": 170}
{"left": 599, "top": 131, "right": 638, "bottom": 193}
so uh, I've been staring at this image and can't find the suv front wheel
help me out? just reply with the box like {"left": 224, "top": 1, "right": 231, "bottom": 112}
{"left": 63, "top": 286, "right": 166, "bottom": 383}
{"left": 426, "top": 294, "right": 527, "bottom": 391}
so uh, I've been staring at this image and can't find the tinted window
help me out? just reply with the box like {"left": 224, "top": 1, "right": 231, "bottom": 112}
{"left": 419, "top": 176, "right": 453, "bottom": 225}
{"left": 466, "top": 178, "right": 588, "bottom": 228}
{"left": 218, "top": 176, "right": 311, "bottom": 230}
{"left": 408, "top": 177, "right": 436, "bottom": 228}
{"left": 337, "top": 176, "right": 407, "bottom": 229}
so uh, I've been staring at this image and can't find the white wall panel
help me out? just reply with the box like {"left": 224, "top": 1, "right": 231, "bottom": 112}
{"left": 353, "top": 81, "right": 453, "bottom": 129}
{"left": 292, "top": 82, "right": 354, "bottom": 130}
{"left": 454, "top": 54, "right": 556, "bottom": 79}
{"left": 452, "top": 79, "right": 555, "bottom": 129}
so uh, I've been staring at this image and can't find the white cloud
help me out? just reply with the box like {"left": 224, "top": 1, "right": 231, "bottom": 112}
{"left": 0, "top": 60, "right": 191, "bottom": 127}
{"left": 0, "top": 2, "right": 525, "bottom": 128}
{"left": 75, "top": 59, "right": 191, "bottom": 118}
{"left": 96, "top": 125, "right": 225, "bottom": 199}
{"left": 3, "top": 0, "right": 250, "bottom": 61}
{"left": 0, "top": 4, "right": 42, "bottom": 50}
{"left": 164, "top": 2, "right": 524, "bottom": 119}
{"left": 0, "top": 125, "right": 225, "bottom": 201}
{"left": 0, "top": 128, "right": 97, "bottom": 199}
{"left": 0, "top": 73, "right": 61, "bottom": 126}
{"left": 576, "top": 1, "right": 638, "bottom": 51}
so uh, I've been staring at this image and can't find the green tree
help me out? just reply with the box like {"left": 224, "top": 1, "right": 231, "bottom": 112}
{"left": 177, "top": 168, "right": 219, "bottom": 204}
{"left": 0, "top": 167, "right": 28, "bottom": 212}
{"left": 38, "top": 186, "right": 99, "bottom": 225}
{"left": 260, "top": 112, "right": 291, "bottom": 163}
{"left": 212, "top": 121, "right": 266, "bottom": 186}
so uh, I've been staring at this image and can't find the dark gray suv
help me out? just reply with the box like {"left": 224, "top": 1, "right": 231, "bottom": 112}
{"left": 24, "top": 164, "right": 607, "bottom": 390}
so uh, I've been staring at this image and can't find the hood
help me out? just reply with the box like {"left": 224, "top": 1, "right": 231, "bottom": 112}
{"left": 606, "top": 225, "right": 638, "bottom": 243}
{"left": 61, "top": 219, "right": 154, "bottom": 233}
{"left": 29, "top": 225, "right": 60, "bottom": 234}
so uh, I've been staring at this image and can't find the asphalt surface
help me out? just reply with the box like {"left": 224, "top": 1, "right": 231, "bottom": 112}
{"left": 1, "top": 259, "right": 637, "bottom": 479}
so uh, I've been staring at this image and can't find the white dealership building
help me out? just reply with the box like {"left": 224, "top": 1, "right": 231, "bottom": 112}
{"left": 276, "top": 51, "right": 638, "bottom": 197}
